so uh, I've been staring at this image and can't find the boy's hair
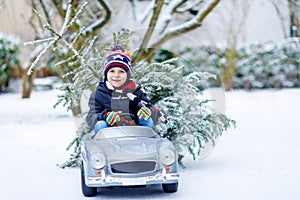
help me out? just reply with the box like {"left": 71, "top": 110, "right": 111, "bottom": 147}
{"left": 103, "top": 46, "right": 132, "bottom": 79}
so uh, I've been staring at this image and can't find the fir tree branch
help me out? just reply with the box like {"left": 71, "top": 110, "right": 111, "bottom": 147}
{"left": 55, "top": 54, "right": 77, "bottom": 67}
{"left": 27, "top": 39, "right": 57, "bottom": 75}
{"left": 29, "top": 0, "right": 43, "bottom": 31}
{"left": 32, "top": 8, "right": 55, "bottom": 34}
{"left": 59, "top": 0, "right": 73, "bottom": 36}
{"left": 58, "top": 35, "right": 100, "bottom": 79}
{"left": 66, "top": 2, "right": 88, "bottom": 33}
{"left": 38, "top": 0, "right": 52, "bottom": 26}
{"left": 24, "top": 37, "right": 57, "bottom": 46}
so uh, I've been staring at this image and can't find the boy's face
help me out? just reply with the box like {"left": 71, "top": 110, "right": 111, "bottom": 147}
{"left": 107, "top": 67, "right": 127, "bottom": 88}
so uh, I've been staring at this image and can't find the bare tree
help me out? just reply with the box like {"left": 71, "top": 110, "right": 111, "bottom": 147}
{"left": 269, "top": 0, "right": 289, "bottom": 38}
{"left": 222, "top": 0, "right": 249, "bottom": 90}
{"left": 269, "top": 0, "right": 300, "bottom": 37}
{"left": 131, "top": 0, "right": 222, "bottom": 62}
{"left": 288, "top": 0, "right": 300, "bottom": 37}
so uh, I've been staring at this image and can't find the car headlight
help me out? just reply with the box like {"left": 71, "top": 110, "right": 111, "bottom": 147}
{"left": 90, "top": 152, "right": 106, "bottom": 169}
{"left": 159, "top": 149, "right": 176, "bottom": 166}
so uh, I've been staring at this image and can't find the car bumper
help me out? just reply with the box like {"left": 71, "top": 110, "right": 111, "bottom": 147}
{"left": 85, "top": 172, "right": 179, "bottom": 187}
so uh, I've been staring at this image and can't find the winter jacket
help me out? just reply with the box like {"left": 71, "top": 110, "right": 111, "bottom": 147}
{"left": 86, "top": 80, "right": 160, "bottom": 129}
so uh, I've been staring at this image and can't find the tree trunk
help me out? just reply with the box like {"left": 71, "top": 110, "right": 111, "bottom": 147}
{"left": 288, "top": 0, "right": 300, "bottom": 37}
{"left": 22, "top": 67, "right": 37, "bottom": 98}
{"left": 71, "top": 103, "right": 82, "bottom": 117}
{"left": 222, "top": 47, "right": 237, "bottom": 91}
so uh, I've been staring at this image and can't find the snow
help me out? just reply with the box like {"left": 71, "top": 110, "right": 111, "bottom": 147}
{"left": 1, "top": 88, "right": 300, "bottom": 200}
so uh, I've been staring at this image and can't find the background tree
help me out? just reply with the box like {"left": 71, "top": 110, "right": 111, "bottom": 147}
{"left": 131, "top": 0, "right": 222, "bottom": 62}
{"left": 221, "top": 0, "right": 249, "bottom": 90}
{"left": 288, "top": 0, "right": 300, "bottom": 37}
{"left": 269, "top": 0, "right": 289, "bottom": 38}
{"left": 269, "top": 0, "right": 300, "bottom": 37}
{"left": 182, "top": 0, "right": 250, "bottom": 91}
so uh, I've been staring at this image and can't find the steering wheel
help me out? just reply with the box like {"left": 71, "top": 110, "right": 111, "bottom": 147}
{"left": 116, "top": 112, "right": 137, "bottom": 126}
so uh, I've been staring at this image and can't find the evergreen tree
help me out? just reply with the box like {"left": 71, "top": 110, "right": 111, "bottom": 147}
{"left": 134, "top": 58, "right": 235, "bottom": 165}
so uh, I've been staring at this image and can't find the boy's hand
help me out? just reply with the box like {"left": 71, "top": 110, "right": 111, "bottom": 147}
{"left": 137, "top": 107, "right": 151, "bottom": 121}
{"left": 106, "top": 111, "right": 120, "bottom": 126}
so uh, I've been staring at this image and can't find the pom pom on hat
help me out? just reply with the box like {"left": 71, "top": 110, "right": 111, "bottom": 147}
{"left": 103, "top": 46, "right": 132, "bottom": 79}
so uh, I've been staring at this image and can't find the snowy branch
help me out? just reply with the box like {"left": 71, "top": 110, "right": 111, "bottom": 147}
{"left": 157, "top": 0, "right": 188, "bottom": 33}
{"left": 132, "top": 0, "right": 156, "bottom": 25}
{"left": 25, "top": 0, "right": 106, "bottom": 77}
{"left": 85, "top": 0, "right": 112, "bottom": 34}
{"left": 134, "top": 0, "right": 165, "bottom": 63}
{"left": 26, "top": 39, "right": 58, "bottom": 75}
{"left": 59, "top": 0, "right": 73, "bottom": 36}
{"left": 177, "top": 1, "right": 196, "bottom": 13}
{"left": 146, "top": 0, "right": 221, "bottom": 61}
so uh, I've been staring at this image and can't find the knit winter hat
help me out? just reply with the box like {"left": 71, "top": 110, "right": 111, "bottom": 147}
{"left": 103, "top": 46, "right": 132, "bottom": 79}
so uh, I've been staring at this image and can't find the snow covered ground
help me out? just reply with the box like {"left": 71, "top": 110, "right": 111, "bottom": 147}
{"left": 1, "top": 88, "right": 300, "bottom": 200}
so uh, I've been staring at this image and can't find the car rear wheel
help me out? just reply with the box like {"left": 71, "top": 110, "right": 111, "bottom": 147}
{"left": 81, "top": 162, "right": 97, "bottom": 197}
{"left": 162, "top": 182, "right": 178, "bottom": 193}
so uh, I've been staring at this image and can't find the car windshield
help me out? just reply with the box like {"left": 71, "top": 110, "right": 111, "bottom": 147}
{"left": 93, "top": 126, "right": 158, "bottom": 139}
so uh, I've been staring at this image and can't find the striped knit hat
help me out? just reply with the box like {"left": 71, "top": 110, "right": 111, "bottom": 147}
{"left": 103, "top": 46, "right": 132, "bottom": 80}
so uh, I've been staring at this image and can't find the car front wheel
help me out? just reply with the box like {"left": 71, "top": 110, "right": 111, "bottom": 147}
{"left": 162, "top": 182, "right": 178, "bottom": 193}
{"left": 81, "top": 162, "right": 97, "bottom": 197}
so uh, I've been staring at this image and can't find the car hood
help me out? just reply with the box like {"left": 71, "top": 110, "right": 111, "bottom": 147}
{"left": 84, "top": 137, "right": 159, "bottom": 163}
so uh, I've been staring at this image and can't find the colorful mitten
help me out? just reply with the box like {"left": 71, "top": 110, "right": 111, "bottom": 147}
{"left": 137, "top": 107, "right": 152, "bottom": 121}
{"left": 106, "top": 111, "right": 120, "bottom": 126}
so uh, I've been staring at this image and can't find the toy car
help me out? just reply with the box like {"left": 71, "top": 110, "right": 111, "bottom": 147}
{"left": 80, "top": 125, "right": 179, "bottom": 197}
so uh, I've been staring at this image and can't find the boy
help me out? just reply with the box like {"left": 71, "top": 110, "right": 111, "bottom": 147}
{"left": 86, "top": 46, "right": 162, "bottom": 133}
